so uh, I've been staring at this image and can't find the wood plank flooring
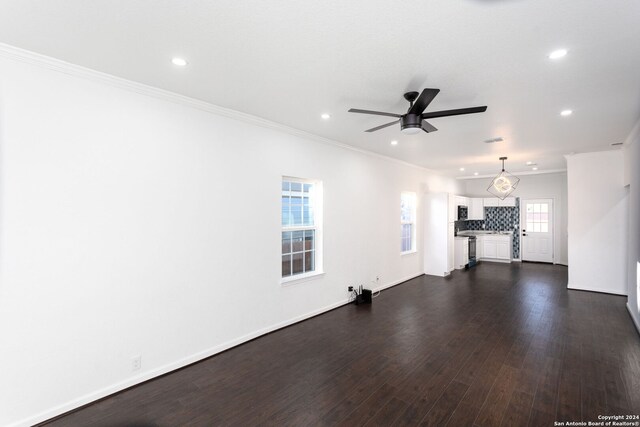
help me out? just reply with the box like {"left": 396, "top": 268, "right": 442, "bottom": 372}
{"left": 43, "top": 262, "right": 640, "bottom": 426}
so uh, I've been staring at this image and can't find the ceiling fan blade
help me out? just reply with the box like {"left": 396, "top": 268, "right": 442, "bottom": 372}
{"left": 422, "top": 106, "right": 488, "bottom": 119}
{"left": 408, "top": 88, "right": 440, "bottom": 115}
{"left": 365, "top": 120, "right": 400, "bottom": 133}
{"left": 348, "top": 108, "right": 401, "bottom": 118}
{"left": 422, "top": 121, "right": 438, "bottom": 133}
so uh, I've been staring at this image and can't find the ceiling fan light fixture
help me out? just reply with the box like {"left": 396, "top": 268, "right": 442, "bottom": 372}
{"left": 487, "top": 157, "right": 520, "bottom": 200}
{"left": 401, "top": 126, "right": 421, "bottom": 135}
{"left": 400, "top": 114, "right": 422, "bottom": 135}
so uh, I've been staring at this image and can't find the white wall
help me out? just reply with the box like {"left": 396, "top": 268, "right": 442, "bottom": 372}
{"left": 462, "top": 172, "right": 568, "bottom": 265}
{"left": 0, "top": 51, "right": 463, "bottom": 426}
{"left": 624, "top": 119, "right": 640, "bottom": 333}
{"left": 566, "top": 151, "right": 628, "bottom": 295}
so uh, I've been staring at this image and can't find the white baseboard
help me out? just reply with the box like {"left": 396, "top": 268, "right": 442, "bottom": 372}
{"left": 12, "top": 273, "right": 425, "bottom": 427}
{"left": 567, "top": 285, "right": 627, "bottom": 296}
{"left": 478, "top": 258, "right": 512, "bottom": 264}
{"left": 12, "top": 296, "right": 353, "bottom": 427}
{"left": 372, "top": 272, "right": 424, "bottom": 293}
{"left": 627, "top": 303, "right": 640, "bottom": 335}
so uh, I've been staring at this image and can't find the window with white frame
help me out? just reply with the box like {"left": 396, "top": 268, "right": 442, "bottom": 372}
{"left": 401, "top": 192, "right": 416, "bottom": 253}
{"left": 281, "top": 178, "right": 322, "bottom": 281}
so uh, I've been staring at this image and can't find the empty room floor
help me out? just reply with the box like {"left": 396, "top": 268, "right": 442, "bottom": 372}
{"left": 43, "top": 263, "right": 640, "bottom": 426}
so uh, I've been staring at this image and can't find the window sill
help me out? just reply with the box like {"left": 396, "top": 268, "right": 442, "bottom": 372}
{"left": 281, "top": 271, "right": 325, "bottom": 286}
{"left": 401, "top": 250, "right": 417, "bottom": 256}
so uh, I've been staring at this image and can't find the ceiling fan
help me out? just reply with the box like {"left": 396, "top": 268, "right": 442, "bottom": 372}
{"left": 348, "top": 88, "right": 487, "bottom": 134}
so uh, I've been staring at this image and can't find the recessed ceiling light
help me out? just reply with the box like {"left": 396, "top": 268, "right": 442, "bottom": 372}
{"left": 560, "top": 109, "right": 573, "bottom": 116}
{"left": 526, "top": 161, "right": 532, "bottom": 165}
{"left": 390, "top": 140, "right": 398, "bottom": 146}
{"left": 321, "top": 113, "right": 331, "bottom": 120}
{"left": 549, "top": 49, "right": 568, "bottom": 59}
{"left": 474, "top": 172, "right": 479, "bottom": 176}
{"left": 532, "top": 167, "right": 539, "bottom": 171}
{"left": 460, "top": 168, "right": 465, "bottom": 172}
{"left": 171, "top": 57, "right": 188, "bottom": 66}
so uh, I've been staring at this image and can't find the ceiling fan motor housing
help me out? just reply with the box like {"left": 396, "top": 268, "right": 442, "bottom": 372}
{"left": 401, "top": 114, "right": 422, "bottom": 134}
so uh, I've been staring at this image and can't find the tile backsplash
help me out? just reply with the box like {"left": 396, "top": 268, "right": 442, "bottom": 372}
{"left": 454, "top": 198, "right": 520, "bottom": 259}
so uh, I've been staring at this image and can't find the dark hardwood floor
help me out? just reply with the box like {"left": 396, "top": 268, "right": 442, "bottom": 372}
{"left": 44, "top": 262, "right": 640, "bottom": 426}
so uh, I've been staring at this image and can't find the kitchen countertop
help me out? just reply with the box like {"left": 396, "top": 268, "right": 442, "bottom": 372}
{"left": 456, "top": 230, "right": 513, "bottom": 237}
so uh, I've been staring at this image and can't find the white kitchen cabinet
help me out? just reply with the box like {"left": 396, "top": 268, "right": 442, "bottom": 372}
{"left": 424, "top": 192, "right": 457, "bottom": 276}
{"left": 454, "top": 237, "right": 469, "bottom": 269}
{"left": 497, "top": 239, "right": 511, "bottom": 259}
{"left": 483, "top": 197, "right": 516, "bottom": 208}
{"left": 477, "top": 235, "right": 512, "bottom": 262}
{"left": 482, "top": 238, "right": 497, "bottom": 258}
{"left": 455, "top": 196, "right": 469, "bottom": 207}
{"left": 468, "top": 198, "right": 484, "bottom": 220}
{"left": 499, "top": 197, "right": 516, "bottom": 207}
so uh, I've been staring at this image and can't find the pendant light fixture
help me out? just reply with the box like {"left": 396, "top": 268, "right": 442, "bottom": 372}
{"left": 487, "top": 157, "right": 520, "bottom": 200}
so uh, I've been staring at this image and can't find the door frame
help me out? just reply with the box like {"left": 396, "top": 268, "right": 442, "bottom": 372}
{"left": 519, "top": 197, "right": 555, "bottom": 263}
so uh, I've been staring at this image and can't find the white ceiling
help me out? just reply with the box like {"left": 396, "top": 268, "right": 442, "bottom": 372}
{"left": 0, "top": 0, "right": 639, "bottom": 176}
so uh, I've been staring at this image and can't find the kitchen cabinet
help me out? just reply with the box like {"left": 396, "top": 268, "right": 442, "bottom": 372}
{"left": 497, "top": 239, "right": 511, "bottom": 259}
{"left": 482, "top": 197, "right": 516, "bottom": 207}
{"left": 424, "top": 192, "right": 456, "bottom": 277}
{"left": 499, "top": 197, "right": 516, "bottom": 207}
{"left": 468, "top": 198, "right": 484, "bottom": 220}
{"left": 477, "top": 234, "right": 512, "bottom": 262}
{"left": 454, "top": 237, "right": 469, "bottom": 269}
{"left": 455, "top": 196, "right": 469, "bottom": 207}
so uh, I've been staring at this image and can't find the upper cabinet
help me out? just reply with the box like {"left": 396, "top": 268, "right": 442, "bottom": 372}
{"left": 455, "top": 196, "right": 469, "bottom": 207}
{"left": 468, "top": 198, "right": 484, "bottom": 220}
{"left": 483, "top": 197, "right": 516, "bottom": 207}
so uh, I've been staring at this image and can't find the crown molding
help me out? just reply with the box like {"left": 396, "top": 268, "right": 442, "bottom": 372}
{"left": 457, "top": 169, "right": 566, "bottom": 180}
{"left": 0, "top": 42, "right": 442, "bottom": 175}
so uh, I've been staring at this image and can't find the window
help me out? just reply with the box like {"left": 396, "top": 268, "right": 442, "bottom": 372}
{"left": 282, "top": 178, "right": 322, "bottom": 282}
{"left": 525, "top": 202, "right": 549, "bottom": 233}
{"left": 401, "top": 192, "right": 416, "bottom": 253}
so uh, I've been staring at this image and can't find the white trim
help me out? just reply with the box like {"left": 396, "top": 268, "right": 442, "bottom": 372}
{"left": 10, "top": 296, "right": 347, "bottom": 427}
{"left": 627, "top": 303, "right": 640, "bottom": 335}
{"left": 567, "top": 285, "right": 627, "bottom": 296}
{"left": 280, "top": 270, "right": 325, "bottom": 285}
{"left": 478, "top": 258, "right": 512, "bottom": 264}
{"left": 371, "top": 273, "right": 424, "bottom": 293}
{"left": 0, "top": 42, "right": 437, "bottom": 174}
{"left": 400, "top": 250, "right": 418, "bottom": 256}
{"left": 11, "top": 273, "right": 424, "bottom": 427}
{"left": 457, "top": 169, "right": 566, "bottom": 180}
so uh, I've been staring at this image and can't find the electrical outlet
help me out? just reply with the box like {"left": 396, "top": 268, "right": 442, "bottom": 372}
{"left": 348, "top": 286, "right": 353, "bottom": 292}
{"left": 132, "top": 355, "right": 142, "bottom": 371}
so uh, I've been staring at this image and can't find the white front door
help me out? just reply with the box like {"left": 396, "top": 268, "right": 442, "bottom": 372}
{"left": 521, "top": 199, "right": 553, "bottom": 263}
